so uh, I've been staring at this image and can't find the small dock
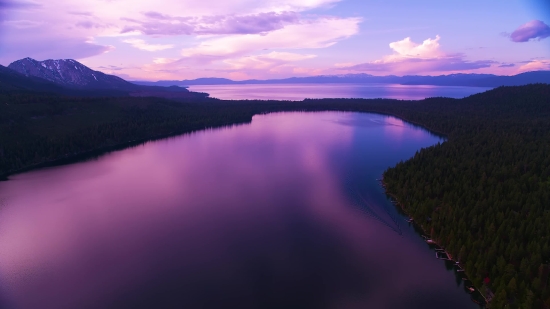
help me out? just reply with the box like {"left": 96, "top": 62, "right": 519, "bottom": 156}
{"left": 436, "top": 251, "right": 452, "bottom": 260}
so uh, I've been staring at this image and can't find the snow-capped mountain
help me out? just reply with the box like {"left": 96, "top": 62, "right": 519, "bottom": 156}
{"left": 8, "top": 58, "right": 138, "bottom": 90}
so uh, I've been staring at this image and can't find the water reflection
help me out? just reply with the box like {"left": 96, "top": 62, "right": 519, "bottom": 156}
{"left": 188, "top": 83, "right": 491, "bottom": 100}
{"left": 0, "top": 112, "right": 477, "bottom": 309}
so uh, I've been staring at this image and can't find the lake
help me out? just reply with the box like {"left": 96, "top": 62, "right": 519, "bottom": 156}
{"left": 0, "top": 112, "right": 480, "bottom": 309}
{"left": 187, "top": 83, "right": 492, "bottom": 100}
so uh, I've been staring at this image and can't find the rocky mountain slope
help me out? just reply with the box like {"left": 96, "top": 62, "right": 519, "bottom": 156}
{"left": 8, "top": 58, "right": 138, "bottom": 91}
{"left": 0, "top": 64, "right": 72, "bottom": 93}
{"left": 3, "top": 58, "right": 209, "bottom": 100}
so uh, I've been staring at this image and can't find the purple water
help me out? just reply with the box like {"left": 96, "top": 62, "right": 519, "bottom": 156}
{"left": 0, "top": 112, "right": 479, "bottom": 309}
{"left": 188, "top": 83, "right": 491, "bottom": 100}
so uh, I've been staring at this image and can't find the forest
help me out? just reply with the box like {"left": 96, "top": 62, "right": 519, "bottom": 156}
{"left": 1, "top": 84, "right": 549, "bottom": 308}
{"left": 382, "top": 84, "right": 550, "bottom": 308}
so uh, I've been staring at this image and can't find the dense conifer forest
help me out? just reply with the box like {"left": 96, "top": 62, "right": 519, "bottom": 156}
{"left": 1, "top": 84, "right": 549, "bottom": 308}
{"left": 382, "top": 84, "right": 550, "bottom": 308}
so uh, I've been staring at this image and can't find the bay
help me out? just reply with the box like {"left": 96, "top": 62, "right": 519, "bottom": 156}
{"left": 187, "top": 83, "right": 492, "bottom": 100}
{"left": 0, "top": 112, "right": 479, "bottom": 309}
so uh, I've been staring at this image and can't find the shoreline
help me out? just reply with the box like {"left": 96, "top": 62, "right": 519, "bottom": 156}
{"left": 381, "top": 178, "right": 490, "bottom": 307}
{"left": 0, "top": 107, "right": 447, "bottom": 180}
{"left": 1, "top": 105, "right": 488, "bottom": 306}
{"left": 0, "top": 119, "right": 251, "bottom": 181}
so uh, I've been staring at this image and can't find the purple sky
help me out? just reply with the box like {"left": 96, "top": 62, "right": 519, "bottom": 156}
{"left": 1, "top": 0, "right": 549, "bottom": 80}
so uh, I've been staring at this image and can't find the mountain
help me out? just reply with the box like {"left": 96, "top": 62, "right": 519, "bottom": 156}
{"left": 132, "top": 71, "right": 550, "bottom": 88}
{"left": 0, "top": 64, "right": 67, "bottom": 92}
{"left": 8, "top": 58, "right": 139, "bottom": 91}
{"left": 3, "top": 58, "right": 209, "bottom": 100}
{"left": 133, "top": 78, "right": 236, "bottom": 87}
{"left": 398, "top": 71, "right": 550, "bottom": 87}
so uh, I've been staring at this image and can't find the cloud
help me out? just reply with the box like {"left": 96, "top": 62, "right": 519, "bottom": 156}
{"left": 0, "top": 0, "right": 343, "bottom": 48}
{"left": 2, "top": 19, "right": 42, "bottom": 28}
{"left": 498, "top": 63, "right": 515, "bottom": 68}
{"left": 97, "top": 65, "right": 125, "bottom": 71}
{"left": 121, "top": 11, "right": 300, "bottom": 36}
{"left": 260, "top": 0, "right": 341, "bottom": 12}
{"left": 114, "top": 15, "right": 359, "bottom": 80}
{"left": 76, "top": 21, "right": 107, "bottom": 29}
{"left": 341, "top": 36, "right": 496, "bottom": 75}
{"left": 346, "top": 57, "right": 495, "bottom": 74}
{"left": 509, "top": 20, "right": 550, "bottom": 42}
{"left": 0, "top": 37, "right": 113, "bottom": 63}
{"left": 0, "top": 0, "right": 40, "bottom": 10}
{"left": 181, "top": 17, "right": 360, "bottom": 61}
{"left": 135, "top": 51, "right": 320, "bottom": 80}
{"left": 0, "top": 0, "right": 40, "bottom": 23}
{"left": 387, "top": 36, "right": 444, "bottom": 59}
{"left": 68, "top": 11, "right": 93, "bottom": 17}
{"left": 50, "top": 0, "right": 340, "bottom": 20}
{"left": 123, "top": 39, "right": 175, "bottom": 51}
{"left": 224, "top": 51, "right": 316, "bottom": 69}
{"left": 518, "top": 59, "right": 550, "bottom": 71}
{"left": 153, "top": 58, "right": 179, "bottom": 64}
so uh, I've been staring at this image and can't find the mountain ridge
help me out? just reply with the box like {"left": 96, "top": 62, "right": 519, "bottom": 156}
{"left": 2, "top": 58, "right": 209, "bottom": 100}
{"left": 8, "top": 58, "right": 139, "bottom": 91}
{"left": 131, "top": 71, "right": 550, "bottom": 88}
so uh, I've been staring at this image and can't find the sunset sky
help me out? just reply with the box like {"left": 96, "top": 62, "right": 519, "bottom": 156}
{"left": 1, "top": 0, "right": 549, "bottom": 80}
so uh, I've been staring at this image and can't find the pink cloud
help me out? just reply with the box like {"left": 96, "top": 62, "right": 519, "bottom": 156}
{"left": 518, "top": 59, "right": 550, "bottom": 72}
{"left": 224, "top": 51, "right": 316, "bottom": 70}
{"left": 0, "top": 35, "right": 113, "bottom": 63}
{"left": 181, "top": 17, "right": 360, "bottom": 60}
{"left": 346, "top": 57, "right": 495, "bottom": 74}
{"left": 75, "top": 21, "right": 108, "bottom": 29}
{"left": 121, "top": 11, "right": 300, "bottom": 36}
{"left": 510, "top": 20, "right": 550, "bottom": 42}
{"left": 68, "top": 11, "right": 93, "bottom": 17}
{"left": 122, "top": 39, "right": 174, "bottom": 51}
{"left": 341, "top": 36, "right": 495, "bottom": 75}
{"left": 2, "top": 19, "right": 42, "bottom": 28}
{"left": 0, "top": 0, "right": 40, "bottom": 24}
{"left": 0, "top": 0, "right": 40, "bottom": 10}
{"left": 126, "top": 51, "right": 321, "bottom": 81}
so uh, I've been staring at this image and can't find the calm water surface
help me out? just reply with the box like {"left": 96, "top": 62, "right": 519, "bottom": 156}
{"left": 188, "top": 83, "right": 491, "bottom": 100}
{"left": 0, "top": 112, "right": 479, "bottom": 309}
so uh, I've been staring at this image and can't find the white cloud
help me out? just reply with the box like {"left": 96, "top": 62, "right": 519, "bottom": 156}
{"left": 153, "top": 57, "right": 179, "bottom": 64}
{"left": 0, "top": 0, "right": 350, "bottom": 64}
{"left": 181, "top": 17, "right": 361, "bottom": 60}
{"left": 386, "top": 35, "right": 444, "bottom": 60}
{"left": 123, "top": 39, "right": 174, "bottom": 51}
{"left": 342, "top": 35, "right": 495, "bottom": 75}
{"left": 259, "top": 0, "right": 341, "bottom": 12}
